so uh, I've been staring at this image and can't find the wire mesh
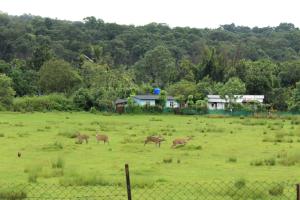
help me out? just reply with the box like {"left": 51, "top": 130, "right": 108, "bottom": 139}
{"left": 0, "top": 180, "right": 297, "bottom": 200}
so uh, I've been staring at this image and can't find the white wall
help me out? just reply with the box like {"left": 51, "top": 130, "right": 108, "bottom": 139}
{"left": 166, "top": 100, "right": 179, "bottom": 108}
{"left": 134, "top": 99, "right": 156, "bottom": 106}
{"left": 207, "top": 102, "right": 225, "bottom": 110}
{"left": 134, "top": 99, "right": 179, "bottom": 108}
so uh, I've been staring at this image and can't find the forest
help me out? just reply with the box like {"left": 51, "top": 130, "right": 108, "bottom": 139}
{"left": 0, "top": 13, "right": 299, "bottom": 112}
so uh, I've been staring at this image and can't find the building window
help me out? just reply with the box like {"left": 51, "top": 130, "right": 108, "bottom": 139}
{"left": 170, "top": 101, "right": 174, "bottom": 108}
{"left": 211, "top": 103, "right": 217, "bottom": 109}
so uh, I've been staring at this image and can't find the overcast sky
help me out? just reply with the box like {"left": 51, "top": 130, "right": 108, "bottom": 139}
{"left": 0, "top": 0, "right": 299, "bottom": 28}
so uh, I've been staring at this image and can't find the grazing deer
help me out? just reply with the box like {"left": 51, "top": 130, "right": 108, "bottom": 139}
{"left": 144, "top": 136, "right": 165, "bottom": 147}
{"left": 172, "top": 136, "right": 193, "bottom": 148}
{"left": 96, "top": 134, "right": 109, "bottom": 144}
{"left": 76, "top": 133, "right": 89, "bottom": 144}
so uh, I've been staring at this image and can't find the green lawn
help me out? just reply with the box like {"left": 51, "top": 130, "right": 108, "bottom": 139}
{"left": 0, "top": 112, "right": 300, "bottom": 199}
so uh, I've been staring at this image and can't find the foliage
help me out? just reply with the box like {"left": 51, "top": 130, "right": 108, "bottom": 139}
{"left": 13, "top": 94, "right": 74, "bottom": 112}
{"left": 289, "top": 81, "right": 300, "bottom": 112}
{"left": 0, "top": 14, "right": 300, "bottom": 111}
{"left": 0, "top": 73, "right": 16, "bottom": 108}
{"left": 135, "top": 46, "right": 176, "bottom": 87}
{"left": 157, "top": 90, "right": 167, "bottom": 108}
{"left": 73, "top": 88, "right": 93, "bottom": 111}
{"left": 39, "top": 59, "right": 82, "bottom": 94}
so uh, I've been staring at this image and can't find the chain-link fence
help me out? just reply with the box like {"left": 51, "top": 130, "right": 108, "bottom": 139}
{"left": 131, "top": 181, "right": 297, "bottom": 200}
{"left": 0, "top": 165, "right": 299, "bottom": 199}
{"left": 0, "top": 183, "right": 126, "bottom": 200}
{"left": 0, "top": 181, "right": 298, "bottom": 200}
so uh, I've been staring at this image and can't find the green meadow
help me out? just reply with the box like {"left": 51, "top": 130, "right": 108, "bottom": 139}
{"left": 0, "top": 112, "right": 300, "bottom": 199}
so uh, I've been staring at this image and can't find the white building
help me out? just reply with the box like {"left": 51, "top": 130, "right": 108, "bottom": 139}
{"left": 115, "top": 95, "right": 179, "bottom": 108}
{"left": 133, "top": 95, "right": 179, "bottom": 108}
{"left": 207, "top": 95, "right": 264, "bottom": 110}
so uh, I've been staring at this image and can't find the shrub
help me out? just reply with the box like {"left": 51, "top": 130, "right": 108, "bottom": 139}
{"left": 250, "top": 160, "right": 264, "bottom": 166}
{"left": 163, "top": 158, "right": 173, "bottom": 163}
{"left": 228, "top": 157, "right": 237, "bottom": 163}
{"left": 0, "top": 187, "right": 27, "bottom": 200}
{"left": 264, "top": 158, "right": 276, "bottom": 166}
{"left": 73, "top": 88, "right": 93, "bottom": 111}
{"left": 51, "top": 157, "right": 65, "bottom": 169}
{"left": 234, "top": 178, "right": 246, "bottom": 189}
{"left": 0, "top": 133, "right": 4, "bottom": 137}
{"left": 250, "top": 158, "right": 276, "bottom": 166}
{"left": 13, "top": 94, "right": 74, "bottom": 112}
{"left": 90, "top": 107, "right": 98, "bottom": 114}
{"left": 268, "top": 184, "right": 284, "bottom": 196}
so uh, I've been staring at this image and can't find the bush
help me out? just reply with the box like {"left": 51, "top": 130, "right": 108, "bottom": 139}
{"left": 234, "top": 178, "right": 246, "bottom": 189}
{"left": 73, "top": 88, "right": 93, "bottom": 111}
{"left": 95, "top": 99, "right": 114, "bottom": 112}
{"left": 163, "top": 158, "right": 173, "bottom": 163}
{"left": 250, "top": 158, "right": 276, "bottom": 166}
{"left": 268, "top": 184, "right": 284, "bottom": 196}
{"left": 51, "top": 157, "right": 65, "bottom": 169}
{"left": 13, "top": 94, "right": 74, "bottom": 112}
{"left": 0, "top": 187, "right": 27, "bottom": 200}
{"left": 227, "top": 157, "right": 237, "bottom": 163}
{"left": 0, "top": 133, "right": 4, "bottom": 137}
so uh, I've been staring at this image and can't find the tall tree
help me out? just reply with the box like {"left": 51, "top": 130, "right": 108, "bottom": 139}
{"left": 135, "top": 46, "right": 176, "bottom": 87}
{"left": 39, "top": 59, "right": 82, "bottom": 94}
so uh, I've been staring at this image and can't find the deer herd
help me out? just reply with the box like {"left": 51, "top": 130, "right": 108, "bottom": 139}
{"left": 76, "top": 132, "right": 192, "bottom": 148}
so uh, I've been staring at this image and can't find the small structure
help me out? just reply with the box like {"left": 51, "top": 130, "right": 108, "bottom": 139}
{"left": 115, "top": 99, "right": 127, "bottom": 114}
{"left": 207, "top": 95, "right": 264, "bottom": 110}
{"left": 134, "top": 95, "right": 179, "bottom": 108}
{"left": 115, "top": 95, "right": 179, "bottom": 109}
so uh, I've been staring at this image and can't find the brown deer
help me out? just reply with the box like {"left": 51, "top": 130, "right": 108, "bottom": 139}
{"left": 96, "top": 134, "right": 109, "bottom": 144}
{"left": 172, "top": 136, "right": 193, "bottom": 148}
{"left": 144, "top": 136, "right": 165, "bottom": 147}
{"left": 76, "top": 133, "right": 89, "bottom": 144}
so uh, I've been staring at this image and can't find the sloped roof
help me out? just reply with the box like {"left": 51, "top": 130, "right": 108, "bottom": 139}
{"left": 115, "top": 99, "right": 127, "bottom": 104}
{"left": 134, "top": 95, "right": 175, "bottom": 100}
{"left": 207, "top": 95, "right": 264, "bottom": 103}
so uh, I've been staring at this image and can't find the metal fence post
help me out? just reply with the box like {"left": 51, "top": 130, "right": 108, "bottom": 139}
{"left": 125, "top": 164, "right": 132, "bottom": 200}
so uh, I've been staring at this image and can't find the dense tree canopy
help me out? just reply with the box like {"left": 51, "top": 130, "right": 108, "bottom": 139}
{"left": 0, "top": 13, "right": 299, "bottom": 111}
{"left": 0, "top": 74, "right": 15, "bottom": 108}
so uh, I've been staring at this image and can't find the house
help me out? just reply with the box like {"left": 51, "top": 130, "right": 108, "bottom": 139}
{"left": 115, "top": 95, "right": 179, "bottom": 109}
{"left": 133, "top": 95, "right": 179, "bottom": 108}
{"left": 207, "top": 95, "right": 264, "bottom": 110}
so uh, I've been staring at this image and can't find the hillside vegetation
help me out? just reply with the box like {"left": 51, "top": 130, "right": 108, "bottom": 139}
{"left": 0, "top": 14, "right": 300, "bottom": 111}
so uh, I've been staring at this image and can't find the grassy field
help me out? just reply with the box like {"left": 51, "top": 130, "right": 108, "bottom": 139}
{"left": 0, "top": 112, "right": 300, "bottom": 199}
